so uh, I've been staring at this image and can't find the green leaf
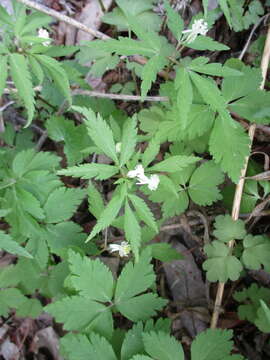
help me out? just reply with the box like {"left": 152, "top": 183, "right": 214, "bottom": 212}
{"left": 209, "top": 115, "right": 250, "bottom": 183}
{"left": 242, "top": 235, "right": 270, "bottom": 272}
{"left": 175, "top": 67, "right": 193, "bottom": 129}
{"left": 164, "top": 0, "right": 184, "bottom": 39}
{"left": 149, "top": 155, "right": 199, "bottom": 173}
{"left": 9, "top": 53, "right": 35, "bottom": 126}
{"left": 143, "top": 331, "right": 184, "bottom": 360}
{"left": 0, "top": 4, "right": 13, "bottom": 25}
{"left": 219, "top": 0, "right": 232, "bottom": 28}
{"left": 16, "top": 298, "right": 42, "bottom": 318}
{"left": 184, "top": 104, "right": 215, "bottom": 140}
{"left": 58, "top": 164, "right": 119, "bottom": 180}
{"left": 191, "top": 329, "right": 240, "bottom": 360}
{"left": 121, "top": 323, "right": 145, "bottom": 360}
{"left": 213, "top": 214, "right": 246, "bottom": 243}
{"left": 202, "top": 0, "right": 209, "bottom": 16}
{"left": 34, "top": 54, "right": 71, "bottom": 104}
{"left": 45, "top": 295, "right": 108, "bottom": 331}
{"left": 128, "top": 194, "right": 158, "bottom": 233}
{"left": 115, "top": 249, "right": 155, "bottom": 301}
{"left": 124, "top": 201, "right": 141, "bottom": 261}
{"left": 117, "top": 293, "right": 166, "bottom": 322}
{"left": 44, "top": 187, "right": 85, "bottom": 223}
{"left": 0, "top": 288, "right": 27, "bottom": 317}
{"left": 68, "top": 250, "right": 114, "bottom": 302}
{"left": 149, "top": 243, "right": 184, "bottom": 262}
{"left": 16, "top": 186, "right": 44, "bottom": 220}
{"left": 88, "top": 182, "right": 105, "bottom": 219}
{"left": 141, "top": 55, "right": 168, "bottom": 100}
{"left": 255, "top": 300, "right": 270, "bottom": 333}
{"left": 28, "top": 55, "right": 44, "bottom": 85}
{"left": 0, "top": 55, "right": 8, "bottom": 97}
{"left": 187, "top": 36, "right": 229, "bottom": 51}
{"left": 120, "top": 116, "right": 137, "bottom": 166}
{"left": 142, "top": 137, "right": 160, "bottom": 168}
{"left": 189, "top": 61, "right": 242, "bottom": 77}
{"left": 188, "top": 161, "right": 224, "bottom": 205}
{"left": 0, "top": 231, "right": 33, "bottom": 258}
{"left": 73, "top": 106, "right": 118, "bottom": 163}
{"left": 87, "top": 186, "right": 125, "bottom": 241}
{"left": 203, "top": 241, "right": 243, "bottom": 282}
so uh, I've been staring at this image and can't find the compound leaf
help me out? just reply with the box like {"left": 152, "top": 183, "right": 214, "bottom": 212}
{"left": 213, "top": 215, "right": 246, "bottom": 243}
{"left": 58, "top": 164, "right": 119, "bottom": 180}
{"left": 143, "top": 331, "right": 184, "bottom": 360}
{"left": 242, "top": 235, "right": 270, "bottom": 272}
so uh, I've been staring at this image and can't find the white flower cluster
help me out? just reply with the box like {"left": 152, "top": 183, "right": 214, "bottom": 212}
{"left": 182, "top": 19, "right": 208, "bottom": 43}
{"left": 38, "top": 28, "right": 50, "bottom": 46}
{"left": 127, "top": 164, "right": 160, "bottom": 191}
{"left": 108, "top": 241, "right": 131, "bottom": 257}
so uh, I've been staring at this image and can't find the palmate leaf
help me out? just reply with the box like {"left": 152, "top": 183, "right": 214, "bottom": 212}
{"left": 9, "top": 53, "right": 35, "bottom": 126}
{"left": 43, "top": 187, "right": 85, "bottom": 223}
{"left": 209, "top": 115, "right": 250, "bottom": 183}
{"left": 143, "top": 331, "right": 184, "bottom": 360}
{"left": 175, "top": 66, "right": 193, "bottom": 130}
{"left": 120, "top": 116, "right": 137, "bottom": 166}
{"left": 68, "top": 250, "right": 114, "bottom": 302}
{"left": 187, "top": 36, "right": 229, "bottom": 51}
{"left": 88, "top": 182, "right": 105, "bottom": 219}
{"left": 213, "top": 215, "right": 246, "bottom": 243}
{"left": 141, "top": 55, "right": 168, "bottom": 100}
{"left": 73, "top": 106, "right": 118, "bottom": 164}
{"left": 163, "top": 0, "right": 184, "bottom": 40}
{"left": 15, "top": 186, "right": 44, "bottom": 220}
{"left": 0, "top": 231, "right": 33, "bottom": 258}
{"left": 242, "top": 235, "right": 270, "bottom": 272}
{"left": 124, "top": 201, "right": 141, "bottom": 261}
{"left": 188, "top": 161, "right": 224, "bottom": 206}
{"left": 189, "top": 60, "right": 243, "bottom": 77}
{"left": 203, "top": 241, "right": 243, "bottom": 282}
{"left": 87, "top": 185, "right": 126, "bottom": 242}
{"left": 58, "top": 164, "right": 119, "bottom": 180}
{"left": 33, "top": 54, "right": 71, "bottom": 104}
{"left": 149, "top": 155, "right": 199, "bottom": 173}
{"left": 191, "top": 329, "right": 243, "bottom": 360}
{"left": 128, "top": 194, "right": 158, "bottom": 233}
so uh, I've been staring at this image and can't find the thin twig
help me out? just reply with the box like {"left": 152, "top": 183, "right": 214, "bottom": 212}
{"left": 72, "top": 89, "right": 169, "bottom": 102}
{"left": 210, "top": 25, "right": 270, "bottom": 329}
{"left": 16, "top": 0, "right": 110, "bottom": 40}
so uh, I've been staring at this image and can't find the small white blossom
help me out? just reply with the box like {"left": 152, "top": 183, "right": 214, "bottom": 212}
{"left": 116, "top": 142, "right": 122, "bottom": 154}
{"left": 127, "top": 164, "right": 145, "bottom": 179}
{"left": 108, "top": 241, "right": 131, "bottom": 257}
{"left": 147, "top": 174, "right": 160, "bottom": 191}
{"left": 38, "top": 28, "right": 50, "bottom": 46}
{"left": 182, "top": 19, "right": 208, "bottom": 43}
{"left": 127, "top": 164, "right": 160, "bottom": 191}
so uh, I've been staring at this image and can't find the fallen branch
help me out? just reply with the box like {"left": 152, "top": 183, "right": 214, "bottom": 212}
{"left": 210, "top": 25, "right": 270, "bottom": 329}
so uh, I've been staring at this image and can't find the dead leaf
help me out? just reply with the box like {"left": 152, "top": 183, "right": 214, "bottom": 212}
{"left": 30, "top": 327, "right": 63, "bottom": 360}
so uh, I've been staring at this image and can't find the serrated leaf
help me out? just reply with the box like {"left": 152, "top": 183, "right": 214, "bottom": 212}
{"left": 9, "top": 53, "right": 35, "bottom": 126}
{"left": 128, "top": 194, "right": 158, "bottom": 233}
{"left": 124, "top": 201, "right": 141, "bottom": 261}
{"left": 203, "top": 241, "right": 243, "bottom": 282}
{"left": 88, "top": 181, "right": 105, "bottom": 219}
{"left": 0, "top": 288, "right": 27, "bottom": 317}
{"left": 142, "top": 137, "right": 160, "bottom": 168}
{"left": 184, "top": 104, "right": 215, "bottom": 140}
{"left": 149, "top": 155, "right": 199, "bottom": 173}
{"left": 175, "top": 66, "right": 193, "bottom": 129}
{"left": 149, "top": 243, "right": 184, "bottom": 262}
{"left": 242, "top": 235, "right": 270, "bottom": 272}
{"left": 58, "top": 164, "right": 119, "bottom": 180}
{"left": 28, "top": 55, "right": 44, "bottom": 85}
{"left": 87, "top": 186, "right": 125, "bottom": 241}
{"left": 44, "top": 187, "right": 85, "bottom": 223}
{"left": 16, "top": 186, "right": 44, "bottom": 220}
{"left": 73, "top": 106, "right": 118, "bottom": 163}
{"left": 191, "top": 328, "right": 237, "bottom": 360}
{"left": 68, "top": 250, "right": 114, "bottom": 302}
{"left": 188, "top": 161, "right": 224, "bottom": 205}
{"left": 0, "top": 231, "right": 33, "bottom": 258}
{"left": 115, "top": 249, "right": 155, "bottom": 301}
{"left": 0, "top": 55, "right": 8, "bottom": 97}
{"left": 189, "top": 62, "right": 242, "bottom": 77}
{"left": 34, "top": 54, "right": 71, "bottom": 104}
{"left": 120, "top": 116, "right": 137, "bottom": 166}
{"left": 164, "top": 0, "right": 184, "bottom": 40}
{"left": 213, "top": 214, "right": 246, "bottom": 242}
{"left": 143, "top": 331, "right": 184, "bottom": 360}
{"left": 187, "top": 36, "right": 229, "bottom": 51}
{"left": 219, "top": 0, "right": 232, "bottom": 28}
{"left": 209, "top": 115, "right": 250, "bottom": 183}
{"left": 45, "top": 295, "right": 109, "bottom": 331}
{"left": 255, "top": 300, "right": 270, "bottom": 333}
{"left": 141, "top": 55, "right": 168, "bottom": 100}
{"left": 121, "top": 323, "right": 144, "bottom": 360}
{"left": 117, "top": 293, "right": 167, "bottom": 322}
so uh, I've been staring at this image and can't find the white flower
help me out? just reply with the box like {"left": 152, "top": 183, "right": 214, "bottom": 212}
{"left": 127, "top": 164, "right": 160, "bottom": 191}
{"left": 127, "top": 164, "right": 145, "bottom": 179}
{"left": 116, "top": 142, "right": 122, "bottom": 154}
{"left": 38, "top": 28, "right": 50, "bottom": 46}
{"left": 108, "top": 241, "right": 131, "bottom": 257}
{"left": 182, "top": 19, "right": 208, "bottom": 43}
{"left": 147, "top": 174, "right": 160, "bottom": 191}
